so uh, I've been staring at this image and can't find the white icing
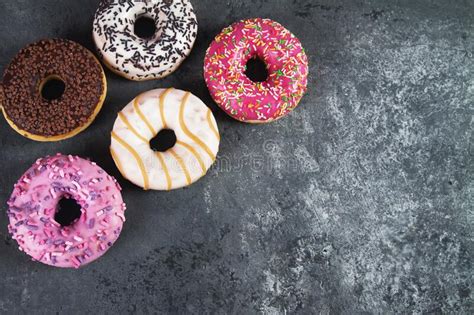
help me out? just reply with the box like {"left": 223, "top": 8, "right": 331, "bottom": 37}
{"left": 93, "top": 0, "right": 198, "bottom": 80}
{"left": 111, "top": 88, "right": 220, "bottom": 190}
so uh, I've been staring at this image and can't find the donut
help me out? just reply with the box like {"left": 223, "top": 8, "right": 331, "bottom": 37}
{"left": 204, "top": 18, "right": 308, "bottom": 123}
{"left": 93, "top": 0, "right": 198, "bottom": 81}
{"left": 110, "top": 88, "right": 220, "bottom": 190}
{"left": 7, "top": 154, "right": 126, "bottom": 268}
{"left": 1, "top": 39, "right": 107, "bottom": 141}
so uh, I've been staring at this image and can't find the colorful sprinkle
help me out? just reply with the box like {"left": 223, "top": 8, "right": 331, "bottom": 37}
{"left": 7, "top": 154, "right": 126, "bottom": 269}
{"left": 204, "top": 18, "right": 308, "bottom": 122}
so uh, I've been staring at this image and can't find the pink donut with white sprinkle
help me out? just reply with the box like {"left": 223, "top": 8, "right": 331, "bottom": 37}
{"left": 204, "top": 18, "right": 308, "bottom": 123}
{"left": 7, "top": 154, "right": 126, "bottom": 268}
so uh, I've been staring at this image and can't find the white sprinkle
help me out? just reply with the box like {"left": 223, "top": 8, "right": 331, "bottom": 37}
{"left": 116, "top": 212, "right": 126, "bottom": 222}
{"left": 72, "top": 181, "right": 81, "bottom": 190}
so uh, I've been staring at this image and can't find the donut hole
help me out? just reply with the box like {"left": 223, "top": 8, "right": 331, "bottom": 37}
{"left": 150, "top": 129, "right": 177, "bottom": 152}
{"left": 54, "top": 197, "right": 82, "bottom": 227}
{"left": 40, "top": 76, "right": 65, "bottom": 101}
{"left": 245, "top": 56, "right": 269, "bottom": 83}
{"left": 134, "top": 16, "right": 157, "bottom": 39}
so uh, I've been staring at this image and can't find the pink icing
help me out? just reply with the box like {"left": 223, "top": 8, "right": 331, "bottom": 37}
{"left": 204, "top": 18, "right": 308, "bottom": 122}
{"left": 7, "top": 154, "right": 126, "bottom": 268}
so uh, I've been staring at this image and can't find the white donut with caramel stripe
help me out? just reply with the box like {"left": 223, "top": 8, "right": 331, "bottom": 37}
{"left": 110, "top": 88, "right": 220, "bottom": 190}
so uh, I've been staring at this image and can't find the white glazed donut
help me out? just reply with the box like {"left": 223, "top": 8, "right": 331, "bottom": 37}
{"left": 110, "top": 88, "right": 220, "bottom": 190}
{"left": 93, "top": 0, "right": 198, "bottom": 81}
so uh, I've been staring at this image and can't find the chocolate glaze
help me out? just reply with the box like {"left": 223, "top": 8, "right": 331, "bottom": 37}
{"left": 1, "top": 39, "right": 104, "bottom": 137}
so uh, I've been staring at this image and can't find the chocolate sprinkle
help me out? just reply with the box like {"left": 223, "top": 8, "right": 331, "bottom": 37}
{"left": 93, "top": 0, "right": 198, "bottom": 80}
{"left": 1, "top": 39, "right": 105, "bottom": 137}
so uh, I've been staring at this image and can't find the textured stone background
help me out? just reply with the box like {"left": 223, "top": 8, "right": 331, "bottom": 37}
{"left": 0, "top": 0, "right": 472, "bottom": 313}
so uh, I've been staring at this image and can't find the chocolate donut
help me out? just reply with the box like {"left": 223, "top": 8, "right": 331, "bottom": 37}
{"left": 1, "top": 39, "right": 107, "bottom": 141}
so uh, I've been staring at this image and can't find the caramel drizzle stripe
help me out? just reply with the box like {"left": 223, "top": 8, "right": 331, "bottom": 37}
{"left": 133, "top": 96, "right": 156, "bottom": 135}
{"left": 169, "top": 148, "right": 192, "bottom": 185}
{"left": 111, "top": 132, "right": 149, "bottom": 190}
{"left": 176, "top": 140, "right": 206, "bottom": 175}
{"left": 207, "top": 109, "right": 220, "bottom": 140}
{"left": 118, "top": 112, "right": 148, "bottom": 143}
{"left": 179, "top": 92, "right": 215, "bottom": 160}
{"left": 159, "top": 88, "right": 174, "bottom": 129}
{"left": 155, "top": 152, "right": 172, "bottom": 190}
{"left": 110, "top": 147, "right": 126, "bottom": 179}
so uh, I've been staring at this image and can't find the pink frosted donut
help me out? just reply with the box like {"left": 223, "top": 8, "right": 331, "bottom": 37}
{"left": 204, "top": 18, "right": 308, "bottom": 123}
{"left": 7, "top": 154, "right": 126, "bottom": 268}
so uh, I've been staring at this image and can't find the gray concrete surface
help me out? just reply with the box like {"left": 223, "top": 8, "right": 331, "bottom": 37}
{"left": 0, "top": 0, "right": 472, "bottom": 313}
